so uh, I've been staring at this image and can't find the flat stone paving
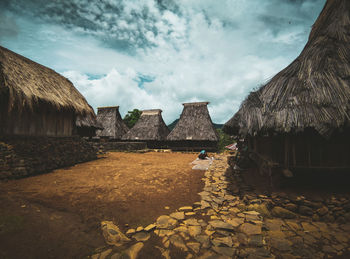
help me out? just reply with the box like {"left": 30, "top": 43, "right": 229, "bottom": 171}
{"left": 91, "top": 154, "right": 350, "bottom": 259}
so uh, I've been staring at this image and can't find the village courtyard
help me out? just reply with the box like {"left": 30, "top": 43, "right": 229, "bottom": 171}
{"left": 0, "top": 151, "right": 350, "bottom": 259}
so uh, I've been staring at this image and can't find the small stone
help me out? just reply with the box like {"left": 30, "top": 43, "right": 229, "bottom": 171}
{"left": 174, "top": 226, "right": 189, "bottom": 233}
{"left": 201, "top": 200, "right": 211, "bottom": 209}
{"left": 285, "top": 220, "right": 301, "bottom": 231}
{"left": 169, "top": 234, "right": 188, "bottom": 251}
{"left": 133, "top": 231, "right": 150, "bottom": 242}
{"left": 299, "top": 205, "right": 313, "bottom": 216}
{"left": 179, "top": 206, "right": 193, "bottom": 211}
{"left": 264, "top": 218, "right": 283, "bottom": 231}
{"left": 144, "top": 224, "right": 156, "bottom": 232}
{"left": 124, "top": 242, "right": 144, "bottom": 259}
{"left": 239, "top": 223, "right": 262, "bottom": 235}
{"left": 271, "top": 207, "right": 297, "bottom": 219}
{"left": 267, "top": 230, "right": 286, "bottom": 239}
{"left": 156, "top": 215, "right": 178, "bottom": 229}
{"left": 170, "top": 211, "right": 185, "bottom": 220}
{"left": 226, "top": 217, "right": 244, "bottom": 228}
{"left": 317, "top": 206, "right": 329, "bottom": 216}
{"left": 187, "top": 242, "right": 201, "bottom": 253}
{"left": 301, "top": 222, "right": 318, "bottom": 232}
{"left": 249, "top": 235, "right": 264, "bottom": 247}
{"left": 212, "top": 246, "right": 235, "bottom": 257}
{"left": 209, "top": 220, "right": 234, "bottom": 231}
{"left": 285, "top": 203, "right": 298, "bottom": 212}
{"left": 126, "top": 229, "right": 136, "bottom": 235}
{"left": 195, "top": 235, "right": 211, "bottom": 248}
{"left": 136, "top": 226, "right": 143, "bottom": 232}
{"left": 99, "top": 249, "right": 112, "bottom": 259}
{"left": 154, "top": 229, "right": 175, "bottom": 237}
{"left": 165, "top": 206, "right": 170, "bottom": 209}
{"left": 101, "top": 221, "right": 131, "bottom": 247}
{"left": 211, "top": 236, "right": 233, "bottom": 247}
{"left": 237, "top": 233, "right": 248, "bottom": 245}
{"left": 323, "top": 245, "right": 336, "bottom": 253}
{"left": 185, "top": 212, "right": 196, "bottom": 216}
{"left": 188, "top": 225, "right": 202, "bottom": 237}
{"left": 184, "top": 218, "right": 200, "bottom": 226}
{"left": 269, "top": 238, "right": 292, "bottom": 252}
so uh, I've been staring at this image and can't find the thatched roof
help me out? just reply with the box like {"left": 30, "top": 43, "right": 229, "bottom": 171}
{"left": 76, "top": 114, "right": 102, "bottom": 129}
{"left": 0, "top": 46, "right": 95, "bottom": 119}
{"left": 167, "top": 102, "right": 219, "bottom": 141}
{"left": 122, "top": 109, "right": 170, "bottom": 141}
{"left": 96, "top": 106, "right": 129, "bottom": 139}
{"left": 224, "top": 0, "right": 350, "bottom": 138}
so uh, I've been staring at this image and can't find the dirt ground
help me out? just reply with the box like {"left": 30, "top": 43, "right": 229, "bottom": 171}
{"left": 0, "top": 151, "right": 205, "bottom": 259}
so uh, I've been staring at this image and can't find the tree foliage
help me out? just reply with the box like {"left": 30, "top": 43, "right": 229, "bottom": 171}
{"left": 123, "top": 109, "right": 142, "bottom": 128}
{"left": 216, "top": 129, "right": 234, "bottom": 152}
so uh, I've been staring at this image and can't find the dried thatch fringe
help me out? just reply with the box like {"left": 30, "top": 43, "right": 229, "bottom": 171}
{"left": 122, "top": 109, "right": 170, "bottom": 141}
{"left": 167, "top": 102, "right": 219, "bottom": 141}
{"left": 0, "top": 46, "right": 95, "bottom": 118}
{"left": 224, "top": 0, "right": 350, "bottom": 138}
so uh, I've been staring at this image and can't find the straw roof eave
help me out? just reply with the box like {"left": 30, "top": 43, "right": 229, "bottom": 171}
{"left": 0, "top": 46, "right": 95, "bottom": 118}
{"left": 224, "top": 0, "right": 350, "bottom": 138}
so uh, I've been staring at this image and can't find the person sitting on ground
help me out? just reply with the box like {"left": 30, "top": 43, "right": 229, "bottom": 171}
{"left": 198, "top": 150, "right": 208, "bottom": 160}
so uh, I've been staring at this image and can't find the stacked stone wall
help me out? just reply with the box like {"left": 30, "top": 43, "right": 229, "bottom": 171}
{"left": 0, "top": 136, "right": 97, "bottom": 180}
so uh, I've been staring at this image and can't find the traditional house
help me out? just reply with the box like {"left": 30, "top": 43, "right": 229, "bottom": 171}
{"left": 223, "top": 0, "right": 350, "bottom": 172}
{"left": 96, "top": 106, "right": 129, "bottom": 140}
{"left": 0, "top": 46, "right": 97, "bottom": 137}
{"left": 122, "top": 109, "right": 170, "bottom": 148}
{"left": 167, "top": 102, "right": 219, "bottom": 151}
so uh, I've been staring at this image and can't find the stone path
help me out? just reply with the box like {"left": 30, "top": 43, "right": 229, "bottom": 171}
{"left": 90, "top": 154, "right": 350, "bottom": 259}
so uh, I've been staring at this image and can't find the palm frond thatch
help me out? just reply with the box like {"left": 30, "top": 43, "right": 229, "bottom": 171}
{"left": 96, "top": 106, "right": 129, "bottom": 139}
{"left": 224, "top": 0, "right": 350, "bottom": 138}
{"left": 0, "top": 46, "right": 95, "bottom": 118}
{"left": 122, "top": 109, "right": 170, "bottom": 140}
{"left": 167, "top": 102, "right": 219, "bottom": 141}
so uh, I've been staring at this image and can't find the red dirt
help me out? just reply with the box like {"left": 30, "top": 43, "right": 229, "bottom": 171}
{"left": 0, "top": 151, "right": 205, "bottom": 259}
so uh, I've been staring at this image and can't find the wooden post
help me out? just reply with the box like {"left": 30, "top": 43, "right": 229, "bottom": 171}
{"left": 284, "top": 136, "right": 289, "bottom": 168}
{"left": 308, "top": 139, "right": 311, "bottom": 167}
{"left": 292, "top": 137, "right": 296, "bottom": 167}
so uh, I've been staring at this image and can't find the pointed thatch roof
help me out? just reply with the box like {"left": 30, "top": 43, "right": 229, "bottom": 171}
{"left": 0, "top": 46, "right": 95, "bottom": 120}
{"left": 96, "top": 106, "right": 129, "bottom": 139}
{"left": 122, "top": 109, "right": 170, "bottom": 140}
{"left": 167, "top": 102, "right": 219, "bottom": 141}
{"left": 224, "top": 0, "right": 350, "bottom": 138}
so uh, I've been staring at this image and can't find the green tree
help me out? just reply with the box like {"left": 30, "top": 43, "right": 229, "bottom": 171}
{"left": 216, "top": 129, "right": 234, "bottom": 152}
{"left": 123, "top": 109, "right": 142, "bottom": 128}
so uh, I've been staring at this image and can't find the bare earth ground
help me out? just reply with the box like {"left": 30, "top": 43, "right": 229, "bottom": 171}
{"left": 0, "top": 152, "right": 204, "bottom": 259}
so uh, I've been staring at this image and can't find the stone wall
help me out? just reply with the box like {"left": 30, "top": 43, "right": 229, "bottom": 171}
{"left": 0, "top": 136, "right": 97, "bottom": 180}
{"left": 88, "top": 141, "right": 147, "bottom": 153}
{"left": 226, "top": 155, "right": 350, "bottom": 223}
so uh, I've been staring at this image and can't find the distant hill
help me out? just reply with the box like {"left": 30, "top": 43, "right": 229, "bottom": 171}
{"left": 167, "top": 119, "right": 223, "bottom": 131}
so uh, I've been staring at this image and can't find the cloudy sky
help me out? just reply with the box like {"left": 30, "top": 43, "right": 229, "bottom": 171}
{"left": 0, "top": 0, "right": 325, "bottom": 124}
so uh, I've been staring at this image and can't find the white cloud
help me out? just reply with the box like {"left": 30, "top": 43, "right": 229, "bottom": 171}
{"left": 1, "top": 0, "right": 326, "bottom": 124}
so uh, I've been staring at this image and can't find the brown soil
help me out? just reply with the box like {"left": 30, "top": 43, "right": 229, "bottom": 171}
{"left": 0, "top": 151, "right": 205, "bottom": 259}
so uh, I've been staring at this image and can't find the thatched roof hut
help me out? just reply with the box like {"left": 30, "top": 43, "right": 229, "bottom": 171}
{"left": 167, "top": 102, "right": 219, "bottom": 151}
{"left": 122, "top": 109, "right": 170, "bottom": 141}
{"left": 96, "top": 106, "right": 129, "bottom": 139}
{"left": 223, "top": 0, "right": 350, "bottom": 171}
{"left": 0, "top": 46, "right": 97, "bottom": 137}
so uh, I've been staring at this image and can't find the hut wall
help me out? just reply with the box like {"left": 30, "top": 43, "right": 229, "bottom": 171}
{"left": 1, "top": 108, "right": 74, "bottom": 137}
{"left": 88, "top": 141, "right": 147, "bottom": 152}
{"left": 0, "top": 136, "right": 97, "bottom": 180}
{"left": 168, "top": 140, "right": 218, "bottom": 152}
{"left": 250, "top": 130, "right": 350, "bottom": 169}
